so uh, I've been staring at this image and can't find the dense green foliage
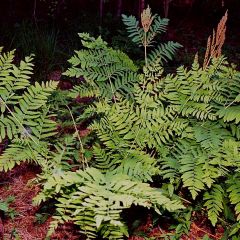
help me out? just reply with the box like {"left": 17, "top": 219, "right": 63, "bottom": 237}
{"left": 1, "top": 8, "right": 240, "bottom": 240}
{"left": 35, "top": 30, "right": 184, "bottom": 238}
{"left": 65, "top": 32, "right": 139, "bottom": 101}
{"left": 0, "top": 48, "right": 58, "bottom": 171}
{"left": 35, "top": 168, "right": 183, "bottom": 239}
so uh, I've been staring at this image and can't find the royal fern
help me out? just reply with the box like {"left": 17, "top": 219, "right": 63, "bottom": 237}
{"left": 4, "top": 8, "right": 238, "bottom": 240}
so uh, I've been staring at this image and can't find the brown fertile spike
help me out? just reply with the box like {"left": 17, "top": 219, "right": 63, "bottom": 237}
{"left": 211, "top": 30, "right": 216, "bottom": 57}
{"left": 141, "top": 5, "right": 154, "bottom": 33}
{"left": 203, "top": 36, "right": 211, "bottom": 68}
{"left": 203, "top": 10, "right": 228, "bottom": 69}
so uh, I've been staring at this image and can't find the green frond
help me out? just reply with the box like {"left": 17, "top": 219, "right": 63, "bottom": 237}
{"left": 0, "top": 52, "right": 33, "bottom": 111}
{"left": 179, "top": 150, "right": 205, "bottom": 199}
{"left": 32, "top": 107, "right": 57, "bottom": 140}
{"left": 68, "top": 83, "right": 99, "bottom": 99}
{"left": 121, "top": 14, "right": 144, "bottom": 46}
{"left": 79, "top": 32, "right": 108, "bottom": 49}
{"left": 122, "top": 10, "right": 181, "bottom": 65}
{"left": 42, "top": 168, "right": 184, "bottom": 239}
{"left": 113, "top": 149, "right": 158, "bottom": 182}
{"left": 148, "top": 41, "right": 182, "bottom": 65}
{"left": 0, "top": 139, "right": 45, "bottom": 171}
{"left": 193, "top": 122, "right": 232, "bottom": 150}
{"left": 93, "top": 145, "right": 120, "bottom": 172}
{"left": 227, "top": 174, "right": 240, "bottom": 221}
{"left": 0, "top": 50, "right": 59, "bottom": 172}
{"left": 217, "top": 106, "right": 240, "bottom": 123}
{"left": 146, "top": 16, "right": 169, "bottom": 45}
{"left": 204, "top": 184, "right": 224, "bottom": 226}
{"left": 100, "top": 224, "right": 128, "bottom": 240}
{"left": 47, "top": 139, "right": 76, "bottom": 171}
{"left": 101, "top": 71, "right": 139, "bottom": 99}
{"left": 212, "top": 139, "right": 240, "bottom": 170}
{"left": 160, "top": 156, "right": 181, "bottom": 181}
{"left": 0, "top": 80, "right": 58, "bottom": 142}
{"left": 65, "top": 34, "right": 138, "bottom": 101}
{"left": 0, "top": 117, "right": 18, "bottom": 142}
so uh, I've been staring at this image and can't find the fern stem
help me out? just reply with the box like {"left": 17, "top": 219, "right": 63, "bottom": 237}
{"left": 123, "top": 77, "right": 149, "bottom": 158}
{"left": 224, "top": 99, "right": 236, "bottom": 109}
{"left": 144, "top": 32, "right": 148, "bottom": 67}
{"left": 0, "top": 97, "right": 39, "bottom": 146}
{"left": 65, "top": 104, "right": 88, "bottom": 168}
{"left": 109, "top": 78, "right": 116, "bottom": 103}
{"left": 178, "top": 196, "right": 192, "bottom": 205}
{"left": 124, "top": 105, "right": 147, "bottom": 159}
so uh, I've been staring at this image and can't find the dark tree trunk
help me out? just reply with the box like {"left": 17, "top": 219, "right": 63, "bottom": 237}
{"left": 116, "top": 0, "right": 123, "bottom": 17}
{"left": 100, "top": 0, "right": 104, "bottom": 24}
{"left": 139, "top": 0, "right": 145, "bottom": 17}
{"left": 163, "top": 0, "right": 173, "bottom": 18}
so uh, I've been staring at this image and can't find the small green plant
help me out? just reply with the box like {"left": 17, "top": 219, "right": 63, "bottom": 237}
{"left": 12, "top": 21, "right": 60, "bottom": 77}
{"left": 10, "top": 228, "right": 21, "bottom": 240}
{"left": 0, "top": 196, "right": 16, "bottom": 219}
{"left": 35, "top": 213, "right": 50, "bottom": 224}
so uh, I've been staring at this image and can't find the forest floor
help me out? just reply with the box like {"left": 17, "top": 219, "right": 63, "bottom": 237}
{"left": 0, "top": 164, "right": 82, "bottom": 240}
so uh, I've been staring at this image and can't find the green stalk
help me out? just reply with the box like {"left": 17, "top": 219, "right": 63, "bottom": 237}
{"left": 66, "top": 104, "right": 88, "bottom": 168}
{"left": 144, "top": 32, "right": 148, "bottom": 67}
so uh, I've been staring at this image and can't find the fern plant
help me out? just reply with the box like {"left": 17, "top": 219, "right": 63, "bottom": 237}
{"left": 30, "top": 8, "right": 186, "bottom": 240}
{"left": 83, "top": 56, "right": 240, "bottom": 237}
{"left": 122, "top": 6, "right": 182, "bottom": 66}
{"left": 203, "top": 184, "right": 224, "bottom": 226}
{"left": 0, "top": 48, "right": 58, "bottom": 171}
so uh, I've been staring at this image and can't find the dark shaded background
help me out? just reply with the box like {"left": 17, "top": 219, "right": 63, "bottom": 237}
{"left": 0, "top": 0, "right": 238, "bottom": 27}
{"left": 0, "top": 0, "right": 239, "bottom": 76}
